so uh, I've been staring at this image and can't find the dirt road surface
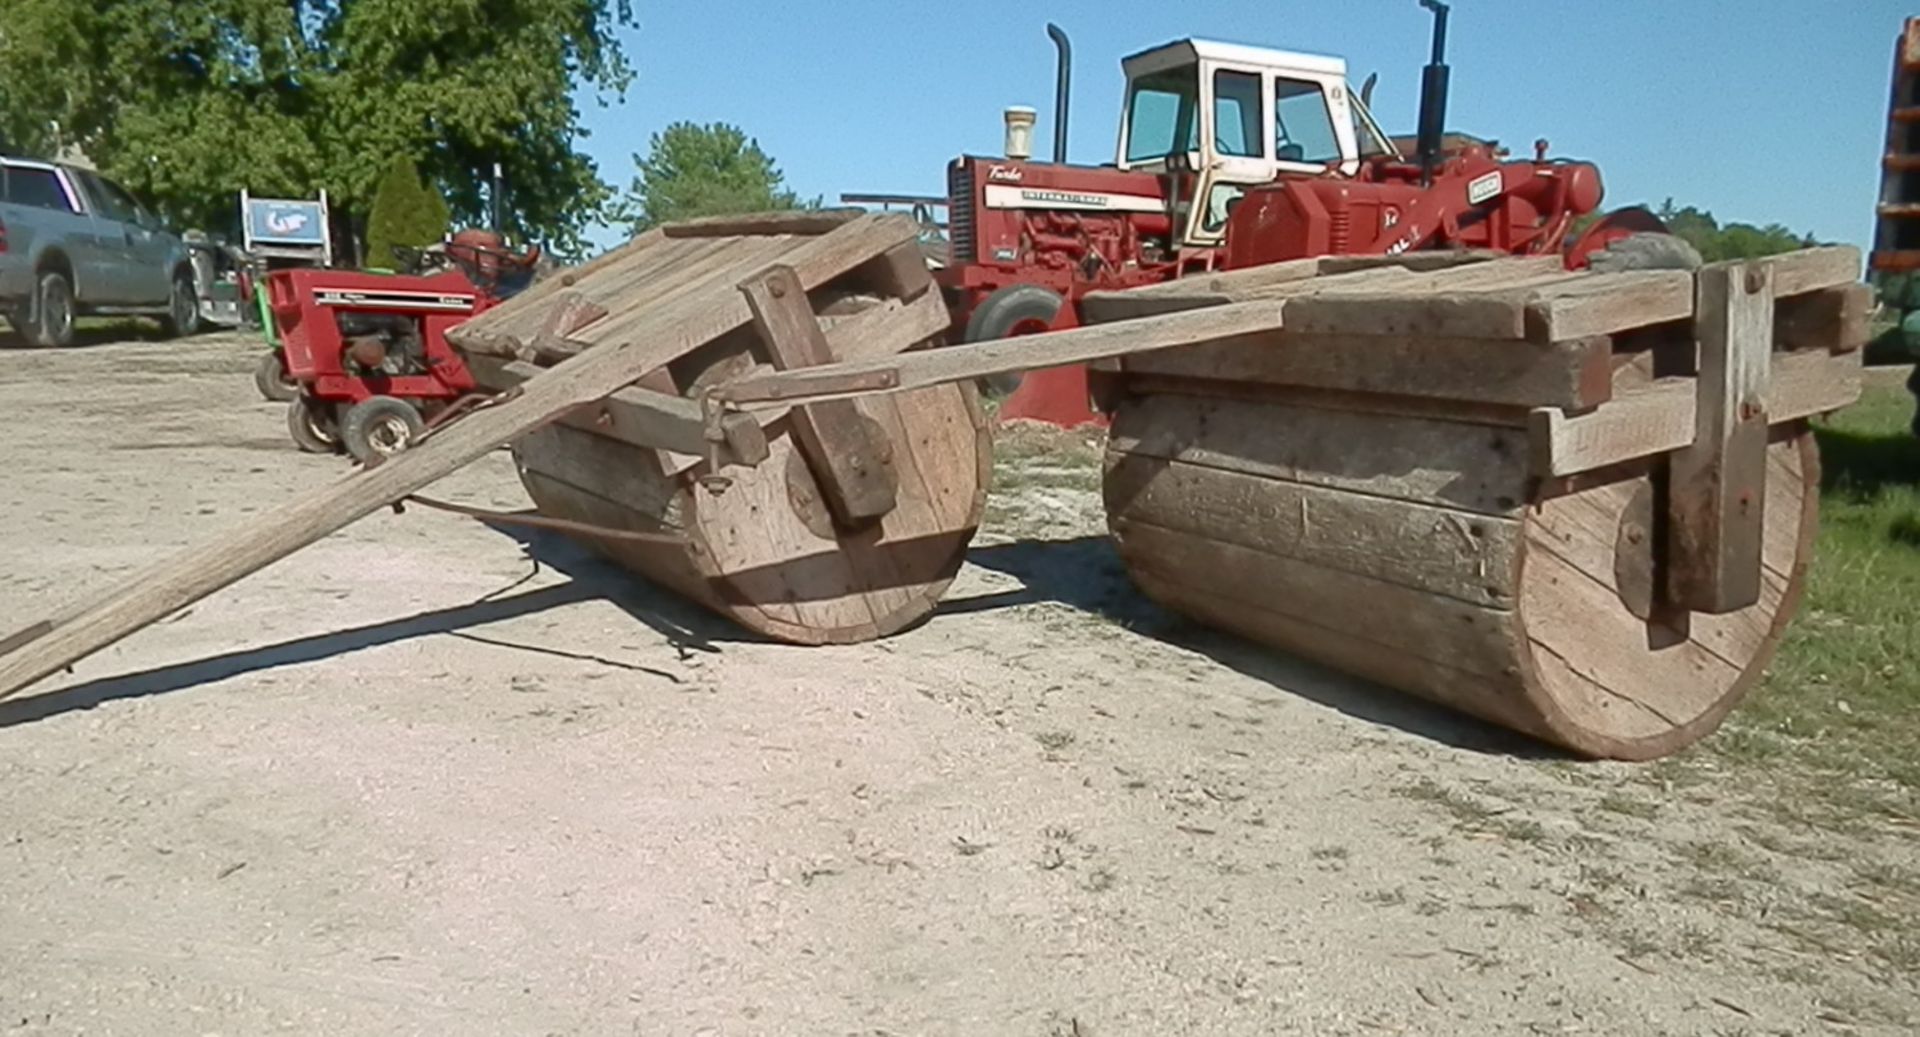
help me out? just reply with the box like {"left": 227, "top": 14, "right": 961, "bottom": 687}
{"left": 1, "top": 334, "right": 1914, "bottom": 1035}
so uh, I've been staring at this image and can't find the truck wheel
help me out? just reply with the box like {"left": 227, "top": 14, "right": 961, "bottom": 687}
{"left": 255, "top": 350, "right": 298, "bottom": 402}
{"left": 23, "top": 271, "right": 75, "bottom": 348}
{"left": 161, "top": 270, "right": 200, "bottom": 338}
{"left": 287, "top": 397, "right": 341, "bottom": 454}
{"left": 340, "top": 395, "right": 426, "bottom": 463}
{"left": 965, "top": 284, "right": 1065, "bottom": 396}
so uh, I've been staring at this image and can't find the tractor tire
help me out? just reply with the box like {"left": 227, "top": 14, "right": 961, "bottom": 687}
{"left": 965, "top": 283, "right": 1066, "bottom": 396}
{"left": 1586, "top": 232, "right": 1704, "bottom": 274}
{"left": 22, "top": 270, "right": 76, "bottom": 348}
{"left": 340, "top": 395, "right": 426, "bottom": 464}
{"left": 160, "top": 268, "right": 200, "bottom": 338}
{"left": 287, "top": 396, "right": 341, "bottom": 454}
{"left": 254, "top": 350, "right": 298, "bottom": 402}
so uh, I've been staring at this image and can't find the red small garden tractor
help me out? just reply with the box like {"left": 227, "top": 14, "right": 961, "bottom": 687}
{"left": 274, "top": 230, "right": 540, "bottom": 461}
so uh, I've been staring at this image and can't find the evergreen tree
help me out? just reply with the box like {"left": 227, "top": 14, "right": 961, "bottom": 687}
{"left": 365, "top": 157, "right": 450, "bottom": 269}
{"left": 620, "top": 122, "right": 814, "bottom": 232}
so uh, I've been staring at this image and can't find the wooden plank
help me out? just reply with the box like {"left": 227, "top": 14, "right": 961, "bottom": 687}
{"left": 1315, "top": 249, "right": 1508, "bottom": 274}
{"left": 1104, "top": 453, "right": 1523, "bottom": 608}
{"left": 575, "top": 215, "right": 919, "bottom": 349}
{"left": 0, "top": 214, "right": 913, "bottom": 703}
{"left": 739, "top": 264, "right": 899, "bottom": 526}
{"left": 1272, "top": 258, "right": 1573, "bottom": 338}
{"left": 1667, "top": 263, "right": 1774, "bottom": 613}
{"left": 449, "top": 234, "right": 747, "bottom": 355}
{"left": 1108, "top": 392, "right": 1530, "bottom": 515}
{"left": 501, "top": 227, "right": 662, "bottom": 314}
{"left": 512, "top": 424, "right": 683, "bottom": 518}
{"left": 1078, "top": 261, "right": 1417, "bottom": 320}
{"left": 1522, "top": 271, "right": 1697, "bottom": 342}
{"left": 1526, "top": 348, "right": 1861, "bottom": 477}
{"left": 1283, "top": 289, "right": 1528, "bottom": 338}
{"left": 462, "top": 354, "right": 769, "bottom": 466}
{"left": 1752, "top": 245, "right": 1861, "bottom": 298}
{"left": 661, "top": 209, "right": 862, "bottom": 238}
{"left": 716, "top": 299, "right": 1288, "bottom": 407}
{"left": 1079, "top": 249, "right": 1513, "bottom": 321}
{"left": 456, "top": 231, "right": 689, "bottom": 350}
{"left": 1775, "top": 283, "right": 1873, "bottom": 353}
{"left": 1121, "top": 331, "right": 1612, "bottom": 411}
{"left": 1112, "top": 518, "right": 1519, "bottom": 678}
{"left": 851, "top": 240, "right": 935, "bottom": 301}
{"left": 518, "top": 290, "right": 609, "bottom": 363}
{"left": 817, "top": 288, "right": 952, "bottom": 362}
{"left": 1119, "top": 374, "right": 1532, "bottom": 429}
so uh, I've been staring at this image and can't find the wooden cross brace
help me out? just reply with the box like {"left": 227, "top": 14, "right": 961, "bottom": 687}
{"left": 738, "top": 264, "right": 899, "bottom": 529}
{"left": 1665, "top": 262, "right": 1774, "bottom": 614}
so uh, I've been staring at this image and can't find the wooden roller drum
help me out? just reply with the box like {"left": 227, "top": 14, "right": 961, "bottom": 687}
{"left": 454, "top": 214, "right": 992, "bottom": 645}
{"left": 511, "top": 372, "right": 989, "bottom": 646}
{"left": 1103, "top": 392, "right": 1819, "bottom": 760}
{"left": 1085, "top": 248, "right": 1865, "bottom": 759}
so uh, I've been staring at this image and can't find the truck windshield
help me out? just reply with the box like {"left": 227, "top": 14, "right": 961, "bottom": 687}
{"left": 1125, "top": 66, "right": 1199, "bottom": 163}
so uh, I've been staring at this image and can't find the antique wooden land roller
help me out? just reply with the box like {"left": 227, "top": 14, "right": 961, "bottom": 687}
{"left": 450, "top": 212, "right": 990, "bottom": 644}
{"left": 1081, "top": 248, "right": 1866, "bottom": 759}
{"left": 710, "top": 246, "right": 1867, "bottom": 759}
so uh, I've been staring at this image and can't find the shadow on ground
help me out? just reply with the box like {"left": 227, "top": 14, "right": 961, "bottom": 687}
{"left": 0, "top": 522, "right": 732, "bottom": 729}
{"left": 3, "top": 520, "right": 1551, "bottom": 757}
{"left": 962, "top": 535, "right": 1555, "bottom": 759}
{"left": 1817, "top": 423, "right": 1920, "bottom": 498}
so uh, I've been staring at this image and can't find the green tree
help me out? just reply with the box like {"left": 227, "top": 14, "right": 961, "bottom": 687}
{"left": 620, "top": 122, "right": 812, "bottom": 232}
{"left": 365, "top": 157, "right": 451, "bottom": 269}
{"left": 1654, "top": 198, "right": 1815, "bottom": 262}
{"left": 0, "top": 0, "right": 634, "bottom": 258}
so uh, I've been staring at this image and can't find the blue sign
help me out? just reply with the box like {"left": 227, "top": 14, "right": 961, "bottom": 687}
{"left": 246, "top": 199, "right": 327, "bottom": 245}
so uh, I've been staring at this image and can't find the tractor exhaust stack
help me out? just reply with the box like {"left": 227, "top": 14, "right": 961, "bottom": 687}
{"left": 1415, "top": 0, "right": 1451, "bottom": 185}
{"left": 1047, "top": 23, "right": 1072, "bottom": 162}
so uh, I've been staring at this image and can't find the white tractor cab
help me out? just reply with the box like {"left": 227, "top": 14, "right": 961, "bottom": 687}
{"left": 1115, "top": 38, "right": 1399, "bottom": 248}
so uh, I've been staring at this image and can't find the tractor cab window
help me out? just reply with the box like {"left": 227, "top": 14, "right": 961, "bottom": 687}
{"left": 1124, "top": 66, "right": 1199, "bottom": 163}
{"left": 1274, "top": 78, "right": 1341, "bottom": 165}
{"left": 1213, "top": 70, "right": 1263, "bottom": 159}
{"left": 1349, "top": 94, "right": 1394, "bottom": 158}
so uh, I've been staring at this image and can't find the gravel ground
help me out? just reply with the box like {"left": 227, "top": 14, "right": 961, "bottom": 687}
{"left": 0, "top": 333, "right": 1913, "bottom": 1035}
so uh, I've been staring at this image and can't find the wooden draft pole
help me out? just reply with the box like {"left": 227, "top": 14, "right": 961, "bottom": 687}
{"left": 0, "top": 215, "right": 917, "bottom": 703}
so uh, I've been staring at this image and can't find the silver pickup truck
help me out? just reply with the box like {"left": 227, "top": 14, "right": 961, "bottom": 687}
{"left": 0, "top": 156, "right": 199, "bottom": 347}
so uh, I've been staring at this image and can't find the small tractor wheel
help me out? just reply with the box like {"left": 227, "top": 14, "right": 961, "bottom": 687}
{"left": 965, "top": 283, "right": 1065, "bottom": 396}
{"left": 23, "top": 270, "right": 75, "bottom": 348}
{"left": 161, "top": 269, "right": 200, "bottom": 338}
{"left": 340, "top": 395, "right": 426, "bottom": 463}
{"left": 254, "top": 350, "right": 298, "bottom": 402}
{"left": 286, "top": 397, "right": 341, "bottom": 454}
{"left": 1586, "top": 232, "right": 1703, "bottom": 273}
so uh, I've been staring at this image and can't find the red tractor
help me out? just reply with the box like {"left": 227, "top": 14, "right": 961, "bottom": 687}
{"left": 936, "top": 2, "right": 1671, "bottom": 424}
{"left": 274, "top": 230, "right": 539, "bottom": 461}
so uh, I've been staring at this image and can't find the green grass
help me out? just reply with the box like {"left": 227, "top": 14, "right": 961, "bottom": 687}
{"left": 1699, "top": 377, "right": 1920, "bottom": 824}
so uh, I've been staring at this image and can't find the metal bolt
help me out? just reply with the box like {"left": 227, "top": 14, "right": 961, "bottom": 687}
{"left": 769, "top": 280, "right": 787, "bottom": 298}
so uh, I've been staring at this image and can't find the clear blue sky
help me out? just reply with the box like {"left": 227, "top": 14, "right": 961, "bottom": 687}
{"left": 576, "top": 0, "right": 1912, "bottom": 252}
